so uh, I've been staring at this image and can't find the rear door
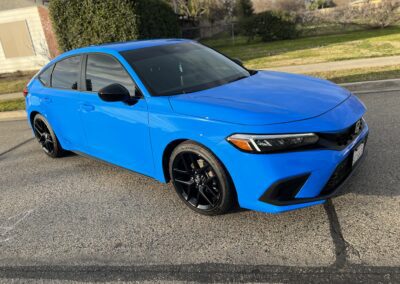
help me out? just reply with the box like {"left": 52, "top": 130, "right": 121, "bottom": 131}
{"left": 43, "top": 55, "right": 86, "bottom": 150}
{"left": 78, "top": 53, "right": 153, "bottom": 176}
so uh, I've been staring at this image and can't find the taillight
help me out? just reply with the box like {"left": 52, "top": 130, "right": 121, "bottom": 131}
{"left": 23, "top": 86, "right": 28, "bottom": 97}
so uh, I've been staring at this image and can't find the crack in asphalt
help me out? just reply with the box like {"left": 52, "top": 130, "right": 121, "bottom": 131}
{"left": 0, "top": 138, "right": 34, "bottom": 158}
{"left": 324, "top": 199, "right": 363, "bottom": 268}
{"left": 324, "top": 199, "right": 348, "bottom": 268}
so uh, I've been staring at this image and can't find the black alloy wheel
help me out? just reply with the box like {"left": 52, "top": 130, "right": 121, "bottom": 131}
{"left": 33, "top": 114, "right": 64, "bottom": 158}
{"left": 169, "top": 141, "right": 234, "bottom": 215}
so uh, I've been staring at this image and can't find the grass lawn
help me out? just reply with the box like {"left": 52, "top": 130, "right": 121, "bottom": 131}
{"left": 203, "top": 27, "right": 400, "bottom": 69}
{"left": 0, "top": 71, "right": 37, "bottom": 95}
{"left": 0, "top": 98, "right": 25, "bottom": 112}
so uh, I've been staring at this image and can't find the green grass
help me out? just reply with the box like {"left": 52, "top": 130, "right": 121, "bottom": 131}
{"left": 0, "top": 98, "right": 25, "bottom": 112}
{"left": 307, "top": 65, "right": 400, "bottom": 84}
{"left": 203, "top": 26, "right": 400, "bottom": 69}
{"left": 0, "top": 71, "right": 37, "bottom": 95}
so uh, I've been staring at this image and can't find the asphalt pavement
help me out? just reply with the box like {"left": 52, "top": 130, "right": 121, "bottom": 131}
{"left": 0, "top": 91, "right": 399, "bottom": 283}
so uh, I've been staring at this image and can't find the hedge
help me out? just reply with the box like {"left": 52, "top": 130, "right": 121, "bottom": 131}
{"left": 49, "top": 0, "right": 180, "bottom": 51}
{"left": 241, "top": 11, "right": 299, "bottom": 42}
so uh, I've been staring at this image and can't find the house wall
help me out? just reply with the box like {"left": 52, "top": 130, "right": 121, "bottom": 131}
{"left": 0, "top": 6, "right": 50, "bottom": 73}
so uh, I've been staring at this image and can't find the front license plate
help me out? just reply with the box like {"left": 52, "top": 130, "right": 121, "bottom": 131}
{"left": 352, "top": 142, "right": 365, "bottom": 166}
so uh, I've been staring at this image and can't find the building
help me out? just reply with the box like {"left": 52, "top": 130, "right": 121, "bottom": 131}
{"left": 0, "top": 0, "right": 58, "bottom": 73}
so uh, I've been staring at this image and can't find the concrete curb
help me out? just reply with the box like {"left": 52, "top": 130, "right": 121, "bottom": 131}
{"left": 0, "top": 110, "right": 26, "bottom": 122}
{"left": 339, "top": 78, "right": 400, "bottom": 94}
{"left": 0, "top": 78, "right": 399, "bottom": 122}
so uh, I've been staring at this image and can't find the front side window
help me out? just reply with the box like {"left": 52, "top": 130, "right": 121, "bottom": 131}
{"left": 85, "top": 53, "right": 136, "bottom": 95}
{"left": 51, "top": 56, "right": 81, "bottom": 90}
{"left": 121, "top": 42, "right": 251, "bottom": 96}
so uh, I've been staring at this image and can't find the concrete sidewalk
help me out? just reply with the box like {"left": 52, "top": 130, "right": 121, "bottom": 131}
{"left": 266, "top": 55, "right": 400, "bottom": 74}
{"left": 0, "top": 110, "right": 26, "bottom": 121}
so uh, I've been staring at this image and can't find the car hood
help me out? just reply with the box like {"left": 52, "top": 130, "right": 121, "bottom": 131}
{"left": 168, "top": 71, "right": 351, "bottom": 125}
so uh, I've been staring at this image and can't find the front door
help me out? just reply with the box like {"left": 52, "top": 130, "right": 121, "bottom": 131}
{"left": 79, "top": 53, "right": 154, "bottom": 177}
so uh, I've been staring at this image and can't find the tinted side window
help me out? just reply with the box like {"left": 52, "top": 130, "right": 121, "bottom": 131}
{"left": 85, "top": 54, "right": 136, "bottom": 95}
{"left": 52, "top": 56, "right": 81, "bottom": 90}
{"left": 38, "top": 66, "right": 53, "bottom": 87}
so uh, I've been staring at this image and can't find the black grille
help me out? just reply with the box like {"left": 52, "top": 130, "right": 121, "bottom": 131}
{"left": 318, "top": 119, "right": 363, "bottom": 148}
{"left": 320, "top": 155, "right": 352, "bottom": 196}
{"left": 259, "top": 174, "right": 310, "bottom": 205}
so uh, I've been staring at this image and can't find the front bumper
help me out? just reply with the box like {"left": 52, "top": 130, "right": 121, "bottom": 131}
{"left": 224, "top": 122, "right": 369, "bottom": 214}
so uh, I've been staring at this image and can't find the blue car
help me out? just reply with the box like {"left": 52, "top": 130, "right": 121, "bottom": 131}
{"left": 25, "top": 39, "right": 368, "bottom": 215}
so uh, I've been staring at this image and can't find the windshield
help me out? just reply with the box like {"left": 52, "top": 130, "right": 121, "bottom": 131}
{"left": 121, "top": 42, "right": 251, "bottom": 96}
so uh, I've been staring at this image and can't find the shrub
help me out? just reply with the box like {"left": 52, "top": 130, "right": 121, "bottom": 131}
{"left": 243, "top": 11, "right": 299, "bottom": 41}
{"left": 49, "top": 0, "right": 179, "bottom": 51}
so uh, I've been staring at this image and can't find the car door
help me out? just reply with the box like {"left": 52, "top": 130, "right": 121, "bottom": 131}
{"left": 43, "top": 55, "right": 86, "bottom": 150}
{"left": 78, "top": 53, "right": 154, "bottom": 177}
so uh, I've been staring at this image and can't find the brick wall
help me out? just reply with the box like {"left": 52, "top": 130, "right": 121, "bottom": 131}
{"left": 38, "top": 5, "right": 60, "bottom": 58}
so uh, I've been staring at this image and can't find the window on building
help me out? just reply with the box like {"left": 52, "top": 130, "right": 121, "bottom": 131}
{"left": 0, "top": 20, "right": 35, "bottom": 58}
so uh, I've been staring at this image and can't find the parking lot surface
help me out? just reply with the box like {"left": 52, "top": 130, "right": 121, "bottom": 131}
{"left": 0, "top": 91, "right": 399, "bottom": 282}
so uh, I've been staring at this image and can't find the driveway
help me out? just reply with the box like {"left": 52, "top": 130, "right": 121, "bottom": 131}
{"left": 0, "top": 91, "right": 399, "bottom": 282}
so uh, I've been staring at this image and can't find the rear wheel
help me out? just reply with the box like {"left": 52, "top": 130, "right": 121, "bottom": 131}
{"left": 33, "top": 114, "right": 64, "bottom": 158}
{"left": 169, "top": 141, "right": 234, "bottom": 215}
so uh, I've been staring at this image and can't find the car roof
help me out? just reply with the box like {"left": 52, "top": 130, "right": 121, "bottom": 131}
{"left": 62, "top": 38, "right": 192, "bottom": 56}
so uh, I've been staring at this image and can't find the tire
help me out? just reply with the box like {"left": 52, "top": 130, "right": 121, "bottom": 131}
{"left": 169, "top": 141, "right": 234, "bottom": 215}
{"left": 32, "top": 114, "right": 64, "bottom": 158}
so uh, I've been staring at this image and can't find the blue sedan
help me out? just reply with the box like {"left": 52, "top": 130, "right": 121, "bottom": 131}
{"left": 24, "top": 39, "right": 368, "bottom": 215}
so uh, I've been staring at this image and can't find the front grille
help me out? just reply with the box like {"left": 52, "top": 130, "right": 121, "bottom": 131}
{"left": 318, "top": 119, "right": 363, "bottom": 149}
{"left": 320, "top": 155, "right": 352, "bottom": 196}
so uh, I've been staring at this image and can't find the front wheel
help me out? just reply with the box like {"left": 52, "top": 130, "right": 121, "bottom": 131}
{"left": 33, "top": 114, "right": 64, "bottom": 158}
{"left": 169, "top": 141, "right": 234, "bottom": 215}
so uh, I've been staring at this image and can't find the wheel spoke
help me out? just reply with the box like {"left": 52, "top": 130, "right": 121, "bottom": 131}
{"left": 199, "top": 189, "right": 214, "bottom": 206}
{"left": 173, "top": 168, "right": 190, "bottom": 175}
{"left": 34, "top": 121, "right": 44, "bottom": 135}
{"left": 194, "top": 190, "right": 201, "bottom": 207}
{"left": 180, "top": 155, "right": 190, "bottom": 171}
{"left": 186, "top": 183, "right": 194, "bottom": 200}
{"left": 175, "top": 179, "right": 194, "bottom": 186}
{"left": 205, "top": 185, "right": 218, "bottom": 199}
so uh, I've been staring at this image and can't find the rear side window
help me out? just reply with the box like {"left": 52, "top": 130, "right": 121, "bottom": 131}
{"left": 38, "top": 66, "right": 53, "bottom": 87}
{"left": 85, "top": 53, "right": 136, "bottom": 95}
{"left": 51, "top": 56, "right": 81, "bottom": 90}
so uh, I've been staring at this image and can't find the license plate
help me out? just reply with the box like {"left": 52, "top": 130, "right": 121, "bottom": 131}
{"left": 352, "top": 142, "right": 365, "bottom": 166}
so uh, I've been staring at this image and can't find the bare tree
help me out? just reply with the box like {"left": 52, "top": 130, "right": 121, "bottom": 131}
{"left": 358, "top": 0, "right": 400, "bottom": 28}
{"left": 277, "top": 0, "right": 306, "bottom": 12}
{"left": 325, "top": 0, "right": 400, "bottom": 28}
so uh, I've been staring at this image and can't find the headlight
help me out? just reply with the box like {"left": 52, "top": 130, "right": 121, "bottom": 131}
{"left": 227, "top": 133, "right": 319, "bottom": 153}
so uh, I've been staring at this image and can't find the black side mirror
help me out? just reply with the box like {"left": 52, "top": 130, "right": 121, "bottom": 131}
{"left": 232, "top": 58, "right": 243, "bottom": 66}
{"left": 98, "top": 83, "right": 131, "bottom": 103}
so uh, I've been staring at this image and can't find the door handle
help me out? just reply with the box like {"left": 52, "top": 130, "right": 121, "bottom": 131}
{"left": 82, "top": 104, "right": 95, "bottom": 112}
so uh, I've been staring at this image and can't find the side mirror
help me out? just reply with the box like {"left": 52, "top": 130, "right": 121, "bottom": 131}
{"left": 98, "top": 83, "right": 131, "bottom": 103}
{"left": 232, "top": 58, "right": 243, "bottom": 66}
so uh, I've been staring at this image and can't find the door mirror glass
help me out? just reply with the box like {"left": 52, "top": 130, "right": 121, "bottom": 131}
{"left": 98, "top": 83, "right": 131, "bottom": 103}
